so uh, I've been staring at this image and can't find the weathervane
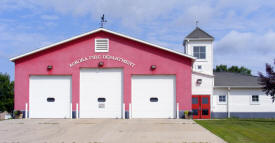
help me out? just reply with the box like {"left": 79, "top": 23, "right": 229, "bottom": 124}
{"left": 195, "top": 16, "right": 199, "bottom": 27}
{"left": 100, "top": 14, "right": 107, "bottom": 28}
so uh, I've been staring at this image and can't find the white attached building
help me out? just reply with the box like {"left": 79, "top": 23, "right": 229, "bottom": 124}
{"left": 184, "top": 27, "right": 275, "bottom": 119}
{"left": 213, "top": 72, "right": 275, "bottom": 118}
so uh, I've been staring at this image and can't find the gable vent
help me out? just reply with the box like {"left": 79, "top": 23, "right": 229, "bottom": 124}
{"left": 95, "top": 39, "right": 109, "bottom": 52}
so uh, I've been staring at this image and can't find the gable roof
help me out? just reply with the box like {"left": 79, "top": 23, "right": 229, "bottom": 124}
{"left": 185, "top": 27, "right": 214, "bottom": 40}
{"left": 10, "top": 28, "right": 195, "bottom": 62}
{"left": 214, "top": 72, "right": 262, "bottom": 88}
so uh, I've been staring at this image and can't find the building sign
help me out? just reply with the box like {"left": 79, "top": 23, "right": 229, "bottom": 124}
{"left": 69, "top": 55, "right": 135, "bottom": 68}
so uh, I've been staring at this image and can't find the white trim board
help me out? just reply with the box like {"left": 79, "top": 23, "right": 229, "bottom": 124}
{"left": 214, "top": 86, "right": 263, "bottom": 89}
{"left": 10, "top": 28, "right": 196, "bottom": 61}
{"left": 192, "top": 71, "right": 214, "bottom": 77}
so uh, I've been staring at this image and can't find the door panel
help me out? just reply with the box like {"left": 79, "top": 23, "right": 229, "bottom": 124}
{"left": 29, "top": 76, "right": 72, "bottom": 118}
{"left": 131, "top": 75, "right": 176, "bottom": 118}
{"left": 201, "top": 96, "right": 210, "bottom": 119}
{"left": 80, "top": 68, "right": 123, "bottom": 118}
{"left": 192, "top": 96, "right": 200, "bottom": 119}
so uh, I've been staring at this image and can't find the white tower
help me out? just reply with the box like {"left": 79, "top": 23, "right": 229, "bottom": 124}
{"left": 184, "top": 26, "right": 214, "bottom": 96}
{"left": 184, "top": 26, "right": 214, "bottom": 75}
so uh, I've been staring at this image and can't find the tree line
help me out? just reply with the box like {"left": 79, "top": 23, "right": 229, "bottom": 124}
{"left": 214, "top": 64, "right": 252, "bottom": 75}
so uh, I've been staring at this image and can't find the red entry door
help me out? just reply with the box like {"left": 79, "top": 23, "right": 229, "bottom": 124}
{"left": 192, "top": 95, "right": 210, "bottom": 119}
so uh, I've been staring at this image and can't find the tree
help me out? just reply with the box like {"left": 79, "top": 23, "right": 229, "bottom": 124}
{"left": 0, "top": 73, "right": 14, "bottom": 113}
{"left": 214, "top": 64, "right": 252, "bottom": 75}
{"left": 258, "top": 59, "right": 275, "bottom": 102}
{"left": 214, "top": 64, "right": 227, "bottom": 72}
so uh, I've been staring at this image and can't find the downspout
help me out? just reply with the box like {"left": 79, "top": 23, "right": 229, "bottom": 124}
{"left": 227, "top": 87, "right": 231, "bottom": 118}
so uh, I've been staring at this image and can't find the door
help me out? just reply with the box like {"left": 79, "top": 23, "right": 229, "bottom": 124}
{"left": 192, "top": 95, "right": 210, "bottom": 119}
{"left": 29, "top": 76, "right": 72, "bottom": 118}
{"left": 80, "top": 68, "right": 123, "bottom": 118}
{"left": 131, "top": 75, "right": 176, "bottom": 118}
{"left": 192, "top": 95, "right": 200, "bottom": 119}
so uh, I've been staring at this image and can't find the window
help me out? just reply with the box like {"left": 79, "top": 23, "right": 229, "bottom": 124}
{"left": 202, "top": 109, "right": 209, "bottom": 115}
{"left": 192, "top": 109, "right": 198, "bottom": 115}
{"left": 197, "top": 65, "right": 202, "bottom": 70}
{"left": 202, "top": 97, "right": 209, "bottom": 104}
{"left": 150, "top": 97, "right": 158, "bottom": 102}
{"left": 47, "top": 97, "right": 55, "bottom": 102}
{"left": 219, "top": 95, "right": 226, "bottom": 103}
{"left": 95, "top": 39, "right": 109, "bottom": 52}
{"left": 98, "top": 98, "right": 106, "bottom": 102}
{"left": 193, "top": 46, "right": 206, "bottom": 59}
{"left": 251, "top": 95, "right": 259, "bottom": 104}
{"left": 192, "top": 97, "right": 198, "bottom": 104}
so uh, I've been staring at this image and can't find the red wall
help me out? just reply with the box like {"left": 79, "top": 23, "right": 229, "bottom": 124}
{"left": 14, "top": 31, "right": 192, "bottom": 112}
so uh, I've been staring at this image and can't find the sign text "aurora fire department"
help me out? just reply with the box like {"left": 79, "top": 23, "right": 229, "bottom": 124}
{"left": 69, "top": 55, "right": 135, "bottom": 68}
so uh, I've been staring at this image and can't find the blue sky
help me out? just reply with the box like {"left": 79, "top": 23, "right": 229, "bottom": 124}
{"left": 1, "top": 0, "right": 275, "bottom": 80}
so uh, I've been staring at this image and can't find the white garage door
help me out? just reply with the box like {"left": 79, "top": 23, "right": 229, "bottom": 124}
{"left": 131, "top": 75, "right": 176, "bottom": 118}
{"left": 29, "top": 76, "right": 72, "bottom": 118}
{"left": 80, "top": 68, "right": 123, "bottom": 118}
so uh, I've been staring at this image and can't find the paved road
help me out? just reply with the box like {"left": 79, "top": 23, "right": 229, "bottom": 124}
{"left": 0, "top": 119, "right": 226, "bottom": 143}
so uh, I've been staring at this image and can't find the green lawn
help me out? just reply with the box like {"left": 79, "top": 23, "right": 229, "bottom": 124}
{"left": 195, "top": 119, "right": 275, "bottom": 143}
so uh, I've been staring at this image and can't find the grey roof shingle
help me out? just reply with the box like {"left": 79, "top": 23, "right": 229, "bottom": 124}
{"left": 214, "top": 72, "right": 261, "bottom": 87}
{"left": 185, "top": 27, "right": 214, "bottom": 39}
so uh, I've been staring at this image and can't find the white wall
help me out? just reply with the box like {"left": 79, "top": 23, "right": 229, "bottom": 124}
{"left": 213, "top": 88, "right": 275, "bottom": 112}
{"left": 192, "top": 73, "right": 214, "bottom": 95}
{"left": 185, "top": 40, "right": 213, "bottom": 75}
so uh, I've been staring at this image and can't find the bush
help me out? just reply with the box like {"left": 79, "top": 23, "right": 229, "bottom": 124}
{"left": 13, "top": 110, "right": 22, "bottom": 116}
{"left": 184, "top": 110, "right": 193, "bottom": 119}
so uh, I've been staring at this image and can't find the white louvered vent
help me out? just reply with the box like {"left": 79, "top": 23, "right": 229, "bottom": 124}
{"left": 95, "top": 39, "right": 109, "bottom": 52}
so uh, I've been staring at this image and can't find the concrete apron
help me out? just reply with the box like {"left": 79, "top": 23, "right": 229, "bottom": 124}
{"left": 0, "top": 119, "right": 226, "bottom": 143}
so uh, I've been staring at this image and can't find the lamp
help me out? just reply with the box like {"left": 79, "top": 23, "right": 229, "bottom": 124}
{"left": 151, "top": 65, "right": 157, "bottom": 70}
{"left": 47, "top": 65, "right": 53, "bottom": 70}
{"left": 98, "top": 61, "right": 104, "bottom": 67}
{"left": 196, "top": 79, "right": 202, "bottom": 85}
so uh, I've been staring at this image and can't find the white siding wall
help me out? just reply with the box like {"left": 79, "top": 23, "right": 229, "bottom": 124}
{"left": 185, "top": 40, "right": 213, "bottom": 75}
{"left": 213, "top": 88, "right": 275, "bottom": 112}
{"left": 192, "top": 73, "right": 214, "bottom": 95}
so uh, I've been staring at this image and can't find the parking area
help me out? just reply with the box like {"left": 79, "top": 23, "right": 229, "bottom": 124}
{"left": 0, "top": 119, "right": 225, "bottom": 143}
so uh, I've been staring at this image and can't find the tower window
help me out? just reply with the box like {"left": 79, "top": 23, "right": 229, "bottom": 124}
{"left": 193, "top": 46, "right": 206, "bottom": 59}
{"left": 197, "top": 65, "right": 202, "bottom": 70}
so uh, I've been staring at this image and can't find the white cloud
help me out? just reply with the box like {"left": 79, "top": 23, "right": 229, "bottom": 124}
{"left": 214, "top": 30, "right": 275, "bottom": 75}
{"left": 1, "top": 0, "right": 275, "bottom": 32}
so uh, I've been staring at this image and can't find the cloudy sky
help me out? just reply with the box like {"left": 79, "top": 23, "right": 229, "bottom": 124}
{"left": 1, "top": 0, "right": 275, "bottom": 80}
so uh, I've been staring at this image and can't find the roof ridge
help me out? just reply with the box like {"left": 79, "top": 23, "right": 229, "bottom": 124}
{"left": 214, "top": 71, "right": 258, "bottom": 77}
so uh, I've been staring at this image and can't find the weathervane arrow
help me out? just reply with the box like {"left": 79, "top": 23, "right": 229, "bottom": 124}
{"left": 100, "top": 14, "right": 107, "bottom": 28}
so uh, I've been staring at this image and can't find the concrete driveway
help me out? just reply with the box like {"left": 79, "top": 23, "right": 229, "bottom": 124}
{"left": 0, "top": 119, "right": 225, "bottom": 143}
